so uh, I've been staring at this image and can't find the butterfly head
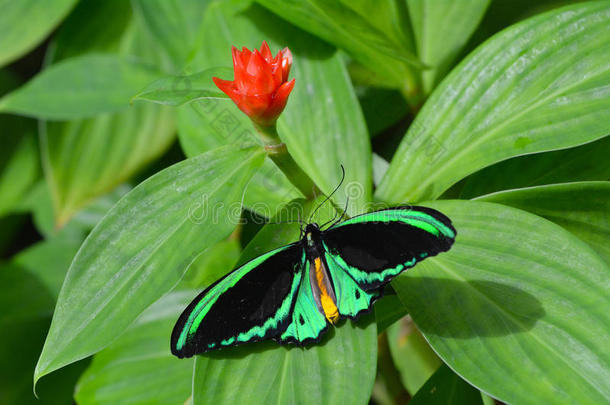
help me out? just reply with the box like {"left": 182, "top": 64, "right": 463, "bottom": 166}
{"left": 304, "top": 223, "right": 321, "bottom": 247}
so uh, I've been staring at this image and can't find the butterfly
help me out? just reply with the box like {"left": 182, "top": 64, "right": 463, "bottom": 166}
{"left": 171, "top": 205, "right": 456, "bottom": 358}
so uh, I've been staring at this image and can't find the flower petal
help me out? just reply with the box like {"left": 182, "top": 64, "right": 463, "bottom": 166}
{"left": 260, "top": 40, "right": 273, "bottom": 62}
{"left": 213, "top": 77, "right": 240, "bottom": 104}
{"left": 265, "top": 78, "right": 295, "bottom": 120}
{"left": 281, "top": 47, "right": 292, "bottom": 82}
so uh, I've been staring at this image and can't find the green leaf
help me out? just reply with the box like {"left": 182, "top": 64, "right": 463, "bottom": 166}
{"left": 386, "top": 317, "right": 441, "bottom": 395}
{"left": 339, "top": 0, "right": 413, "bottom": 51}
{"left": 0, "top": 54, "right": 163, "bottom": 119}
{"left": 377, "top": 3, "right": 610, "bottom": 203}
{"left": 0, "top": 0, "right": 78, "bottom": 67}
{"left": 186, "top": 0, "right": 373, "bottom": 216}
{"left": 17, "top": 181, "right": 130, "bottom": 242}
{"left": 194, "top": 322, "right": 376, "bottom": 405}
{"left": 12, "top": 237, "right": 82, "bottom": 300}
{"left": 392, "top": 200, "right": 610, "bottom": 404}
{"left": 407, "top": 0, "right": 490, "bottom": 93}
{"left": 41, "top": 102, "right": 175, "bottom": 226}
{"left": 0, "top": 237, "right": 84, "bottom": 404}
{"left": 34, "top": 145, "right": 264, "bottom": 385}
{"left": 460, "top": 135, "right": 610, "bottom": 198}
{"left": 373, "top": 294, "right": 406, "bottom": 334}
{"left": 179, "top": 237, "right": 241, "bottom": 289}
{"left": 0, "top": 118, "right": 40, "bottom": 217}
{"left": 192, "top": 198, "right": 377, "bottom": 405}
{"left": 409, "top": 364, "right": 483, "bottom": 405}
{"left": 256, "top": 0, "right": 421, "bottom": 89}
{"left": 132, "top": 0, "right": 213, "bottom": 70}
{"left": 74, "top": 291, "right": 194, "bottom": 405}
{"left": 476, "top": 181, "right": 610, "bottom": 264}
{"left": 48, "top": 0, "right": 133, "bottom": 62}
{"left": 132, "top": 67, "right": 230, "bottom": 106}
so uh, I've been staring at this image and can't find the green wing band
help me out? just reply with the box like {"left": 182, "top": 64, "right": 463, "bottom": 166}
{"left": 325, "top": 251, "right": 380, "bottom": 318}
{"left": 336, "top": 209, "right": 456, "bottom": 239}
{"left": 325, "top": 243, "right": 415, "bottom": 286}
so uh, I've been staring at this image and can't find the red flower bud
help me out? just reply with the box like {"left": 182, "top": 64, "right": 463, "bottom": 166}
{"left": 213, "top": 41, "right": 295, "bottom": 127}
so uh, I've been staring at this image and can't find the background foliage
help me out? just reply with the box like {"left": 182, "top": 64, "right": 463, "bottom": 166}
{"left": 0, "top": 0, "right": 608, "bottom": 404}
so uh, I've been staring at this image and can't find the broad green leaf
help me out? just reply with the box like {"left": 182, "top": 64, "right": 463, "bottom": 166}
{"left": 12, "top": 237, "right": 82, "bottom": 300}
{"left": 373, "top": 294, "right": 406, "bottom": 334}
{"left": 0, "top": 0, "right": 77, "bottom": 67}
{"left": 132, "top": 0, "right": 212, "bottom": 70}
{"left": 256, "top": 0, "right": 420, "bottom": 92}
{"left": 75, "top": 291, "right": 194, "bottom": 405}
{"left": 0, "top": 237, "right": 84, "bottom": 404}
{"left": 34, "top": 145, "right": 264, "bottom": 385}
{"left": 470, "top": 0, "right": 581, "bottom": 50}
{"left": 339, "top": 0, "right": 413, "bottom": 50}
{"left": 407, "top": 0, "right": 490, "bottom": 93}
{"left": 377, "top": 3, "right": 610, "bottom": 203}
{"left": 386, "top": 317, "right": 441, "bottom": 395}
{"left": 0, "top": 118, "right": 39, "bottom": 217}
{"left": 476, "top": 181, "right": 610, "bottom": 264}
{"left": 0, "top": 54, "right": 162, "bottom": 119}
{"left": 409, "top": 364, "right": 483, "bottom": 405}
{"left": 192, "top": 198, "right": 377, "bottom": 405}
{"left": 132, "top": 67, "right": 230, "bottom": 106}
{"left": 393, "top": 200, "right": 610, "bottom": 404}
{"left": 20, "top": 181, "right": 131, "bottom": 241}
{"left": 460, "top": 135, "right": 610, "bottom": 198}
{"left": 194, "top": 322, "right": 376, "bottom": 405}
{"left": 179, "top": 237, "right": 241, "bottom": 289}
{"left": 48, "top": 0, "right": 133, "bottom": 62}
{"left": 41, "top": 102, "right": 175, "bottom": 226}
{"left": 186, "top": 0, "right": 373, "bottom": 216}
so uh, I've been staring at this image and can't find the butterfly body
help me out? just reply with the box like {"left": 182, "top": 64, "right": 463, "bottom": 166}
{"left": 171, "top": 206, "right": 456, "bottom": 358}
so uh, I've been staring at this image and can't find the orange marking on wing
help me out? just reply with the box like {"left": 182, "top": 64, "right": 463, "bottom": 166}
{"left": 314, "top": 257, "right": 339, "bottom": 324}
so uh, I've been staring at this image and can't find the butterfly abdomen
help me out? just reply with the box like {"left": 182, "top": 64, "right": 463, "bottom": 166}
{"left": 310, "top": 256, "right": 340, "bottom": 324}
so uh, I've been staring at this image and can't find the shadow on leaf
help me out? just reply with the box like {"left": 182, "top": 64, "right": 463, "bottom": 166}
{"left": 395, "top": 276, "right": 545, "bottom": 338}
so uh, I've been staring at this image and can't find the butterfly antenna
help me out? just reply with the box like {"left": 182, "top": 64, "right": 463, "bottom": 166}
{"left": 321, "top": 196, "right": 349, "bottom": 229}
{"left": 308, "top": 165, "right": 346, "bottom": 224}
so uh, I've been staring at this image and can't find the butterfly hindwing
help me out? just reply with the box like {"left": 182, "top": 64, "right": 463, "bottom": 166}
{"left": 321, "top": 206, "right": 456, "bottom": 290}
{"left": 324, "top": 251, "right": 381, "bottom": 319}
{"left": 171, "top": 243, "right": 305, "bottom": 358}
{"left": 278, "top": 258, "right": 329, "bottom": 345}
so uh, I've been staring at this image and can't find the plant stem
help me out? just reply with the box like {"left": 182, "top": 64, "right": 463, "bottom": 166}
{"left": 254, "top": 122, "right": 319, "bottom": 200}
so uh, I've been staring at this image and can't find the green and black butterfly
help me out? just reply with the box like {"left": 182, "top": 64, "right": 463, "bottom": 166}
{"left": 171, "top": 205, "right": 456, "bottom": 358}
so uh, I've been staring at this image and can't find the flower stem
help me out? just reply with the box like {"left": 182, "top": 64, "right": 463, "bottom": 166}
{"left": 254, "top": 123, "right": 319, "bottom": 200}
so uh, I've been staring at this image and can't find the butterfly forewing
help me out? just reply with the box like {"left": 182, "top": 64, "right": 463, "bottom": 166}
{"left": 171, "top": 243, "right": 305, "bottom": 358}
{"left": 321, "top": 206, "right": 456, "bottom": 290}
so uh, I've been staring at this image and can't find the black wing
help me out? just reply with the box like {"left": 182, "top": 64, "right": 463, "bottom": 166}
{"left": 321, "top": 206, "right": 456, "bottom": 290}
{"left": 171, "top": 243, "right": 305, "bottom": 357}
